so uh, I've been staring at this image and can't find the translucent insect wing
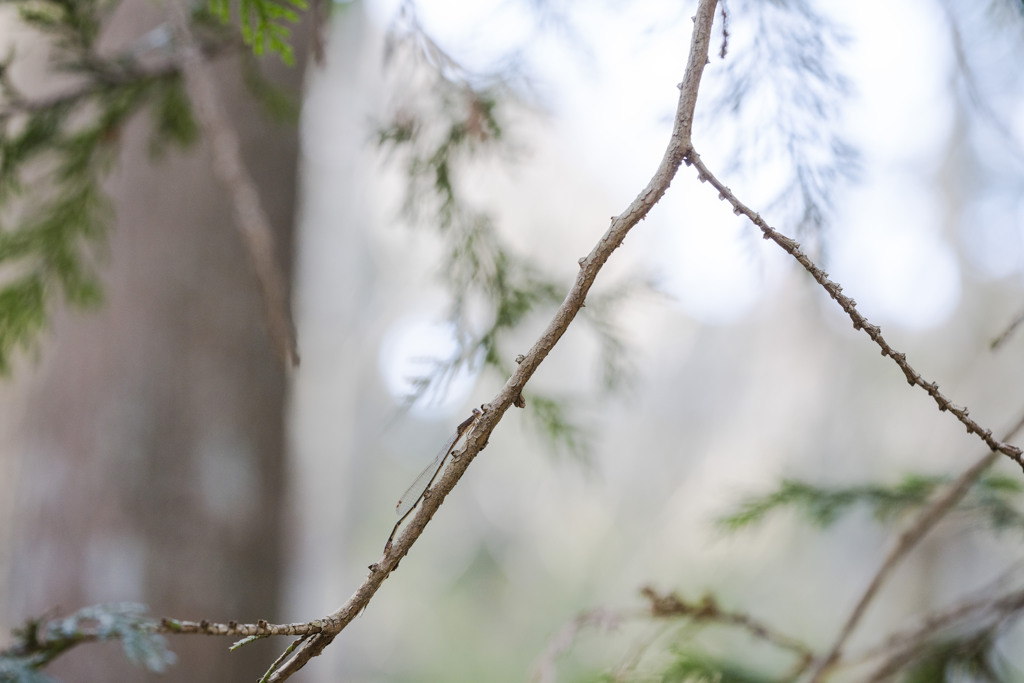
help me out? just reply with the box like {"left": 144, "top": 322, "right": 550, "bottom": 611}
{"left": 395, "top": 428, "right": 461, "bottom": 518}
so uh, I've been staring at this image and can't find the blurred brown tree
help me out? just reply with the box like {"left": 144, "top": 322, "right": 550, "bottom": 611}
{"left": 0, "top": 3, "right": 308, "bottom": 680}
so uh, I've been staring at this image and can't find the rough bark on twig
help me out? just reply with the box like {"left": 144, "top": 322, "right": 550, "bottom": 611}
{"left": 682, "top": 150, "right": 1023, "bottom": 469}
{"left": 244, "top": 0, "right": 720, "bottom": 678}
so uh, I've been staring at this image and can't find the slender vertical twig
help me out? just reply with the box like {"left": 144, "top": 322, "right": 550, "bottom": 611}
{"left": 168, "top": 3, "right": 300, "bottom": 368}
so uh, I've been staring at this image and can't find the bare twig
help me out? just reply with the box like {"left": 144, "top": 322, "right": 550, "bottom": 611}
{"left": 682, "top": 150, "right": 1024, "bottom": 470}
{"left": 641, "top": 586, "right": 815, "bottom": 666}
{"left": 852, "top": 563, "right": 1024, "bottom": 666}
{"left": 258, "top": 637, "right": 305, "bottom": 683}
{"left": 864, "top": 585, "right": 1024, "bottom": 682}
{"left": 530, "top": 609, "right": 629, "bottom": 683}
{"left": 718, "top": 0, "right": 729, "bottom": 59}
{"left": 803, "top": 412, "right": 1024, "bottom": 681}
{"left": 245, "top": 1, "right": 721, "bottom": 679}
{"left": 157, "top": 617, "right": 329, "bottom": 639}
{"left": 806, "top": 452, "right": 998, "bottom": 680}
{"left": 168, "top": 4, "right": 300, "bottom": 368}
{"left": 309, "top": 0, "right": 328, "bottom": 65}
{"left": 990, "top": 304, "right": 1024, "bottom": 351}
{"left": 938, "top": 0, "right": 1024, "bottom": 169}
{"left": 685, "top": 46, "right": 1024, "bottom": 683}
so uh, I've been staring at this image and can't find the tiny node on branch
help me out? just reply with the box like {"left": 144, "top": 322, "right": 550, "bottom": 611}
{"left": 682, "top": 149, "right": 1023, "bottom": 470}
{"left": 257, "top": 1, "right": 723, "bottom": 679}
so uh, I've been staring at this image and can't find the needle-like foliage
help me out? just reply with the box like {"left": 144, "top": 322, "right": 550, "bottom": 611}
{"left": 718, "top": 473, "right": 1024, "bottom": 534}
{"left": 657, "top": 651, "right": 782, "bottom": 683}
{"left": 207, "top": 0, "right": 308, "bottom": 65}
{"left": 0, "top": 0, "right": 205, "bottom": 374}
{"left": 704, "top": 0, "right": 858, "bottom": 246}
{"left": 375, "top": 3, "right": 639, "bottom": 457}
{"left": 0, "top": 0, "right": 297, "bottom": 375}
{"left": 0, "top": 603, "right": 175, "bottom": 679}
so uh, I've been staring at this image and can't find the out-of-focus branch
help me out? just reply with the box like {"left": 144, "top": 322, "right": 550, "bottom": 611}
{"left": 807, "top": 451, "right": 998, "bottom": 680}
{"left": 530, "top": 609, "right": 628, "bottom": 683}
{"left": 641, "top": 586, "right": 815, "bottom": 666}
{"left": 990, "top": 305, "right": 1024, "bottom": 351}
{"left": 683, "top": 144, "right": 1024, "bottom": 680}
{"left": 250, "top": 1, "right": 721, "bottom": 679}
{"left": 168, "top": 4, "right": 299, "bottom": 367}
{"left": 682, "top": 150, "right": 1023, "bottom": 469}
{"left": 863, "top": 583, "right": 1024, "bottom": 682}
{"left": 939, "top": 0, "right": 1024, "bottom": 168}
{"left": 531, "top": 586, "right": 815, "bottom": 682}
{"left": 804, "top": 411, "right": 1024, "bottom": 681}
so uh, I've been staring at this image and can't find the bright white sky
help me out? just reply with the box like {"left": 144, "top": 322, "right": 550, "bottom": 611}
{"left": 362, "top": 0, "right": 1017, "bottom": 408}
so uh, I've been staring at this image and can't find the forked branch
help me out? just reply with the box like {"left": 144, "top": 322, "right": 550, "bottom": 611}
{"left": 863, "top": 582, "right": 1024, "bottom": 681}
{"left": 683, "top": 145, "right": 1024, "bottom": 680}
{"left": 805, "top": 411, "right": 1024, "bottom": 680}
{"left": 244, "top": 0, "right": 721, "bottom": 679}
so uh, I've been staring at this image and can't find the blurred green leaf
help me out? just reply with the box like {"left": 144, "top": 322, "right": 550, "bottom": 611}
{"left": 526, "top": 393, "right": 589, "bottom": 461}
{"left": 0, "top": 1, "right": 215, "bottom": 375}
{"left": 719, "top": 471, "right": 1024, "bottom": 535}
{"left": 241, "top": 53, "right": 300, "bottom": 124}
{"left": 661, "top": 651, "right": 780, "bottom": 683}
{"left": 375, "top": 20, "right": 640, "bottom": 454}
{"left": 0, "top": 275, "right": 47, "bottom": 375}
{"left": 899, "top": 632, "right": 1018, "bottom": 683}
{"left": 149, "top": 76, "right": 199, "bottom": 155}
{"left": 718, "top": 477, "right": 938, "bottom": 531}
{"left": 0, "top": 603, "right": 175, "bottom": 676}
{"left": 207, "top": 0, "right": 308, "bottom": 65}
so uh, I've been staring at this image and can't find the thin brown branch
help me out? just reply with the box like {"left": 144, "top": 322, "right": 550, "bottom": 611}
{"left": 990, "top": 304, "right": 1024, "bottom": 351}
{"left": 168, "top": 5, "right": 300, "bottom": 368}
{"left": 530, "top": 586, "right": 815, "bottom": 682}
{"left": 863, "top": 585, "right": 1024, "bottom": 682}
{"left": 854, "top": 565, "right": 1024, "bottom": 665}
{"left": 641, "top": 586, "right": 815, "bottom": 666}
{"left": 938, "top": 0, "right": 1024, "bottom": 169}
{"left": 804, "top": 411, "right": 1024, "bottom": 681}
{"left": 530, "top": 609, "right": 629, "bottom": 683}
{"left": 249, "top": 1, "right": 721, "bottom": 679}
{"left": 309, "top": 0, "right": 329, "bottom": 65}
{"left": 157, "top": 617, "right": 328, "bottom": 639}
{"left": 682, "top": 150, "right": 1024, "bottom": 470}
{"left": 806, "top": 452, "right": 998, "bottom": 681}
{"left": 13, "top": 614, "right": 332, "bottom": 650}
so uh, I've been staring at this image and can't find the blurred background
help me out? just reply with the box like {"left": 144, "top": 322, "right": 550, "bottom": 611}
{"left": 3, "top": 0, "right": 1024, "bottom": 681}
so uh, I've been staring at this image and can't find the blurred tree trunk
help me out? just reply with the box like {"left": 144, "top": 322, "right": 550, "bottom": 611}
{"left": 0, "top": 4, "right": 308, "bottom": 681}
